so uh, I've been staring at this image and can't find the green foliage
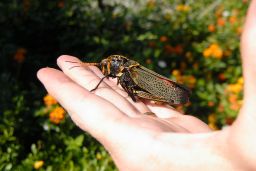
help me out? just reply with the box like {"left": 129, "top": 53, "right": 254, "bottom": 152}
{"left": 0, "top": 0, "right": 249, "bottom": 170}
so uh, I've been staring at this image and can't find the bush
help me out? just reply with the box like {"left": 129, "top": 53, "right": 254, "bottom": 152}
{"left": 0, "top": 0, "right": 249, "bottom": 170}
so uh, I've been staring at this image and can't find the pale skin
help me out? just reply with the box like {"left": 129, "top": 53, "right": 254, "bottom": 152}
{"left": 37, "top": 1, "right": 256, "bottom": 170}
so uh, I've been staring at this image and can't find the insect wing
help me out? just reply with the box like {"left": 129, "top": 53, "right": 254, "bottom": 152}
{"left": 130, "top": 66, "right": 190, "bottom": 104}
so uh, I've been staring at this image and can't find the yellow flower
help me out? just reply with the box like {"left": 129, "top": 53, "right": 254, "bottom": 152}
{"left": 176, "top": 4, "right": 190, "bottom": 12}
{"left": 49, "top": 107, "right": 65, "bottom": 124}
{"left": 212, "top": 48, "right": 223, "bottom": 59}
{"left": 227, "top": 84, "right": 243, "bottom": 94}
{"left": 203, "top": 43, "right": 223, "bottom": 59}
{"left": 34, "top": 160, "right": 44, "bottom": 169}
{"left": 44, "top": 94, "right": 58, "bottom": 106}
{"left": 208, "top": 113, "right": 216, "bottom": 124}
{"left": 183, "top": 75, "right": 196, "bottom": 88}
{"left": 172, "top": 69, "right": 181, "bottom": 77}
{"left": 203, "top": 48, "right": 212, "bottom": 58}
{"left": 208, "top": 123, "right": 218, "bottom": 130}
{"left": 237, "top": 77, "right": 244, "bottom": 85}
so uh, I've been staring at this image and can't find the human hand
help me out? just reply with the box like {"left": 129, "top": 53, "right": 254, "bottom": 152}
{"left": 37, "top": 1, "right": 256, "bottom": 170}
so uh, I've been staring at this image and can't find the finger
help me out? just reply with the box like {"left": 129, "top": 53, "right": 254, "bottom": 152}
{"left": 144, "top": 102, "right": 181, "bottom": 118}
{"left": 241, "top": 0, "right": 256, "bottom": 102}
{"left": 37, "top": 67, "right": 133, "bottom": 142}
{"left": 57, "top": 55, "right": 143, "bottom": 117}
{"left": 88, "top": 64, "right": 152, "bottom": 114}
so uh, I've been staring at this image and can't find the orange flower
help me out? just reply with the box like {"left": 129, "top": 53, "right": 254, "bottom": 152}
{"left": 14, "top": 48, "right": 27, "bottom": 63}
{"left": 208, "top": 24, "right": 215, "bottom": 32}
{"left": 237, "top": 77, "right": 244, "bottom": 85}
{"left": 172, "top": 69, "right": 181, "bottom": 77}
{"left": 229, "top": 16, "right": 237, "bottom": 24}
{"left": 226, "top": 84, "right": 242, "bottom": 94}
{"left": 203, "top": 48, "right": 211, "bottom": 58}
{"left": 44, "top": 94, "right": 58, "bottom": 106}
{"left": 181, "top": 75, "right": 196, "bottom": 88}
{"left": 34, "top": 160, "right": 44, "bottom": 169}
{"left": 49, "top": 106, "right": 65, "bottom": 124}
{"left": 217, "top": 18, "right": 225, "bottom": 27}
{"left": 208, "top": 113, "right": 218, "bottom": 130}
{"left": 230, "top": 103, "right": 241, "bottom": 111}
{"left": 208, "top": 113, "right": 216, "bottom": 124}
{"left": 208, "top": 123, "right": 218, "bottom": 130}
{"left": 236, "top": 27, "right": 243, "bottom": 35}
{"left": 212, "top": 48, "right": 223, "bottom": 59}
{"left": 174, "top": 45, "right": 183, "bottom": 55}
{"left": 228, "top": 94, "right": 237, "bottom": 103}
{"left": 218, "top": 73, "right": 226, "bottom": 81}
{"left": 203, "top": 43, "right": 223, "bottom": 59}
{"left": 208, "top": 101, "right": 215, "bottom": 107}
{"left": 159, "top": 36, "right": 168, "bottom": 42}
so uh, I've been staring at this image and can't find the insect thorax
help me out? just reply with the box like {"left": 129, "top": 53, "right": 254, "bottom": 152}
{"left": 100, "top": 55, "right": 129, "bottom": 77}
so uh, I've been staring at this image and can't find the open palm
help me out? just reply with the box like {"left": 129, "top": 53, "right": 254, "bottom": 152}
{"left": 38, "top": 1, "right": 256, "bottom": 170}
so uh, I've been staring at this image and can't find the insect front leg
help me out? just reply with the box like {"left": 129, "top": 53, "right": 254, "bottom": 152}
{"left": 90, "top": 75, "right": 108, "bottom": 92}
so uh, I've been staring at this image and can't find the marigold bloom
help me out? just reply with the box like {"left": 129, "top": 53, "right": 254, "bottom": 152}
{"left": 212, "top": 48, "right": 223, "bottom": 59}
{"left": 176, "top": 4, "right": 190, "bottom": 12}
{"left": 236, "top": 27, "right": 243, "bottom": 35}
{"left": 34, "top": 160, "right": 44, "bottom": 169}
{"left": 14, "top": 48, "right": 27, "bottom": 63}
{"left": 159, "top": 36, "right": 168, "bottom": 42}
{"left": 208, "top": 123, "right": 218, "bottom": 130}
{"left": 172, "top": 69, "right": 181, "bottom": 77}
{"left": 227, "top": 84, "right": 243, "bottom": 94}
{"left": 49, "top": 106, "right": 65, "bottom": 124}
{"left": 174, "top": 45, "right": 183, "bottom": 55}
{"left": 208, "top": 113, "right": 216, "bottom": 124}
{"left": 44, "top": 94, "right": 58, "bottom": 106}
{"left": 237, "top": 77, "right": 244, "bottom": 85}
{"left": 183, "top": 75, "right": 196, "bottom": 88}
{"left": 230, "top": 103, "right": 241, "bottom": 111}
{"left": 229, "top": 16, "right": 237, "bottom": 24}
{"left": 208, "top": 24, "right": 215, "bottom": 32}
{"left": 203, "top": 48, "right": 211, "bottom": 58}
{"left": 218, "top": 73, "right": 226, "bottom": 81}
{"left": 203, "top": 43, "right": 223, "bottom": 59}
{"left": 217, "top": 18, "right": 225, "bottom": 26}
{"left": 208, "top": 101, "right": 215, "bottom": 107}
{"left": 228, "top": 94, "right": 237, "bottom": 103}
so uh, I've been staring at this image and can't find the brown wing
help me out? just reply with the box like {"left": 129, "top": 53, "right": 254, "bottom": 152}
{"left": 130, "top": 66, "right": 191, "bottom": 105}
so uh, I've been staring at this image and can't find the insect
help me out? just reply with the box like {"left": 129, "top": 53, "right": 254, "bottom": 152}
{"left": 68, "top": 55, "right": 191, "bottom": 105}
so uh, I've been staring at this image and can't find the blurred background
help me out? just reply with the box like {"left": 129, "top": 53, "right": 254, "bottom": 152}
{"left": 0, "top": 0, "right": 248, "bottom": 170}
